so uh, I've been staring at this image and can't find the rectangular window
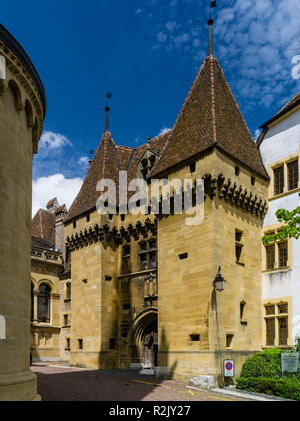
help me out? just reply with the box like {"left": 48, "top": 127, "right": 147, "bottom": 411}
{"left": 274, "top": 166, "right": 284, "bottom": 195}
{"left": 179, "top": 252, "right": 188, "bottom": 260}
{"left": 240, "top": 301, "right": 246, "bottom": 320}
{"left": 265, "top": 305, "right": 275, "bottom": 315}
{"left": 278, "top": 241, "right": 288, "bottom": 268}
{"left": 235, "top": 229, "right": 244, "bottom": 263}
{"left": 78, "top": 339, "right": 83, "bottom": 350}
{"left": 235, "top": 244, "right": 243, "bottom": 262}
{"left": 287, "top": 160, "right": 298, "bottom": 191}
{"left": 63, "top": 314, "right": 68, "bottom": 327}
{"left": 266, "top": 245, "right": 275, "bottom": 270}
{"left": 149, "top": 251, "right": 157, "bottom": 269}
{"left": 266, "top": 318, "right": 275, "bottom": 346}
{"left": 189, "top": 162, "right": 196, "bottom": 173}
{"left": 139, "top": 239, "right": 157, "bottom": 271}
{"left": 235, "top": 230, "right": 243, "bottom": 242}
{"left": 66, "top": 282, "right": 71, "bottom": 300}
{"left": 190, "top": 334, "right": 200, "bottom": 342}
{"left": 226, "top": 334, "right": 234, "bottom": 348}
{"left": 65, "top": 338, "right": 70, "bottom": 350}
{"left": 109, "top": 338, "right": 116, "bottom": 350}
{"left": 278, "top": 303, "right": 288, "bottom": 314}
{"left": 279, "top": 317, "right": 288, "bottom": 345}
{"left": 140, "top": 253, "right": 147, "bottom": 270}
{"left": 122, "top": 245, "right": 131, "bottom": 274}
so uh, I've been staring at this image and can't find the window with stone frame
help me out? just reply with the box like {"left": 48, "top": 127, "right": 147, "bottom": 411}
{"left": 264, "top": 303, "right": 289, "bottom": 347}
{"left": 65, "top": 338, "right": 70, "bottom": 351}
{"left": 274, "top": 166, "right": 284, "bottom": 195}
{"left": 265, "top": 305, "right": 275, "bottom": 316}
{"left": 65, "top": 282, "right": 71, "bottom": 300}
{"left": 265, "top": 318, "right": 275, "bottom": 346}
{"left": 138, "top": 238, "right": 157, "bottom": 271}
{"left": 279, "top": 317, "right": 288, "bottom": 346}
{"left": 266, "top": 244, "right": 275, "bottom": 270}
{"left": 235, "top": 229, "right": 244, "bottom": 263}
{"left": 38, "top": 284, "right": 51, "bottom": 323}
{"left": 109, "top": 338, "right": 116, "bottom": 350}
{"left": 122, "top": 244, "right": 131, "bottom": 274}
{"left": 278, "top": 241, "right": 288, "bottom": 268}
{"left": 278, "top": 303, "right": 288, "bottom": 314}
{"left": 287, "top": 160, "right": 299, "bottom": 191}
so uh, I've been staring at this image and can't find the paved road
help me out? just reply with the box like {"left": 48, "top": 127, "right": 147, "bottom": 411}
{"left": 31, "top": 363, "right": 249, "bottom": 401}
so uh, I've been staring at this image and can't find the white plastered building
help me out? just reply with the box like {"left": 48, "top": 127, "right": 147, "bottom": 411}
{"left": 258, "top": 92, "right": 300, "bottom": 350}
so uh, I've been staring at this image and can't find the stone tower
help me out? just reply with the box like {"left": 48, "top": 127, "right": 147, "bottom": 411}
{"left": 0, "top": 24, "right": 46, "bottom": 400}
{"left": 63, "top": 51, "right": 269, "bottom": 385}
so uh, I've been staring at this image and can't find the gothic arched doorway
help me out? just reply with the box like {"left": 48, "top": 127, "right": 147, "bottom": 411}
{"left": 129, "top": 308, "right": 158, "bottom": 369}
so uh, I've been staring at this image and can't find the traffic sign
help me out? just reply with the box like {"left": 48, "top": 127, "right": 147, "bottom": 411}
{"left": 224, "top": 359, "right": 234, "bottom": 377}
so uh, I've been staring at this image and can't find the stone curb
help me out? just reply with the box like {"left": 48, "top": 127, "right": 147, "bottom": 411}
{"left": 211, "top": 387, "right": 294, "bottom": 401}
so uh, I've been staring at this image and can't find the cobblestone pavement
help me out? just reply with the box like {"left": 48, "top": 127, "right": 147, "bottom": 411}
{"left": 31, "top": 363, "right": 249, "bottom": 401}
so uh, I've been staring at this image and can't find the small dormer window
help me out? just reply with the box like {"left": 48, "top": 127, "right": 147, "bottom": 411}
{"left": 189, "top": 162, "right": 196, "bottom": 173}
{"left": 139, "top": 149, "right": 158, "bottom": 180}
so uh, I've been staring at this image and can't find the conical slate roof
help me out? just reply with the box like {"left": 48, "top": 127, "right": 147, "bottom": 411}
{"left": 150, "top": 55, "right": 268, "bottom": 179}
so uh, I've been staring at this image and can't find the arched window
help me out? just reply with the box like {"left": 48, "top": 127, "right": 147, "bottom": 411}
{"left": 38, "top": 284, "right": 51, "bottom": 323}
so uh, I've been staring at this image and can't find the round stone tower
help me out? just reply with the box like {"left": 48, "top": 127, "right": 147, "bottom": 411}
{"left": 0, "top": 24, "right": 46, "bottom": 401}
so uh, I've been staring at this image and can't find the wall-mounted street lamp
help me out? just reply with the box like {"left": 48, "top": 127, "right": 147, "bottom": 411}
{"left": 214, "top": 266, "right": 226, "bottom": 292}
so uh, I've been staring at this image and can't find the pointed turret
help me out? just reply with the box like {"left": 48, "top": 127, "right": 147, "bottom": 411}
{"left": 150, "top": 55, "right": 267, "bottom": 179}
{"left": 65, "top": 129, "right": 119, "bottom": 222}
{"left": 149, "top": 1, "right": 267, "bottom": 179}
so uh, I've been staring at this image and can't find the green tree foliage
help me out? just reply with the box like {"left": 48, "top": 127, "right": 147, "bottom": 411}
{"left": 262, "top": 193, "right": 300, "bottom": 245}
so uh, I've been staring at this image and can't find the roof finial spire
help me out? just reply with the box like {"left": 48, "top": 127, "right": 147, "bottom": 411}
{"left": 207, "top": 1, "right": 217, "bottom": 56}
{"left": 105, "top": 92, "right": 112, "bottom": 132}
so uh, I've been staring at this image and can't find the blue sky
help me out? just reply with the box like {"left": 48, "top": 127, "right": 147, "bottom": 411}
{"left": 2, "top": 0, "right": 300, "bottom": 214}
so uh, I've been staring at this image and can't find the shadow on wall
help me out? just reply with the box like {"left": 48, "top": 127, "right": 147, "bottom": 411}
{"left": 159, "top": 327, "right": 178, "bottom": 379}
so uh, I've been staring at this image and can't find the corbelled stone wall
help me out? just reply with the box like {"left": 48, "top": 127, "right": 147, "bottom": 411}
{"left": 0, "top": 26, "right": 45, "bottom": 401}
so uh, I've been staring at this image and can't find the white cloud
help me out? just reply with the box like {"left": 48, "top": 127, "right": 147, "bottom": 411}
{"left": 149, "top": 0, "right": 300, "bottom": 114}
{"left": 39, "top": 131, "right": 72, "bottom": 152}
{"left": 157, "top": 127, "right": 171, "bottom": 136}
{"left": 32, "top": 174, "right": 82, "bottom": 217}
{"left": 135, "top": 8, "right": 143, "bottom": 15}
{"left": 254, "top": 129, "right": 261, "bottom": 141}
{"left": 214, "top": 0, "right": 300, "bottom": 109}
{"left": 173, "top": 33, "right": 190, "bottom": 48}
{"left": 157, "top": 32, "right": 168, "bottom": 43}
{"left": 78, "top": 156, "right": 89, "bottom": 168}
{"left": 166, "top": 20, "right": 179, "bottom": 33}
